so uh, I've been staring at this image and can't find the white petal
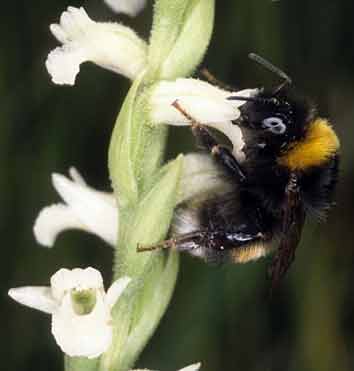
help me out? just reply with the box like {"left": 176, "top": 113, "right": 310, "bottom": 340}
{"left": 104, "top": 0, "right": 147, "bottom": 16}
{"left": 131, "top": 366, "right": 200, "bottom": 371}
{"left": 69, "top": 166, "right": 86, "bottom": 185}
{"left": 179, "top": 363, "right": 201, "bottom": 371}
{"left": 52, "top": 291, "right": 112, "bottom": 358}
{"left": 60, "top": 6, "right": 93, "bottom": 35}
{"left": 150, "top": 79, "right": 257, "bottom": 158}
{"left": 179, "top": 153, "right": 230, "bottom": 203}
{"left": 51, "top": 172, "right": 118, "bottom": 246}
{"left": 46, "top": 6, "right": 147, "bottom": 85}
{"left": 105, "top": 276, "right": 131, "bottom": 309}
{"left": 210, "top": 121, "right": 245, "bottom": 161}
{"left": 33, "top": 203, "right": 84, "bottom": 247}
{"left": 50, "top": 23, "right": 70, "bottom": 44}
{"left": 8, "top": 286, "right": 57, "bottom": 314}
{"left": 51, "top": 267, "right": 104, "bottom": 301}
{"left": 46, "top": 44, "right": 87, "bottom": 85}
{"left": 151, "top": 79, "right": 257, "bottom": 124}
{"left": 151, "top": 78, "right": 244, "bottom": 125}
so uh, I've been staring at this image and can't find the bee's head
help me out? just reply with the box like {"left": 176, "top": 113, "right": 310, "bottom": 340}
{"left": 228, "top": 53, "right": 314, "bottom": 155}
{"left": 237, "top": 89, "right": 314, "bottom": 153}
{"left": 228, "top": 54, "right": 339, "bottom": 170}
{"left": 232, "top": 89, "right": 339, "bottom": 172}
{"left": 234, "top": 90, "right": 339, "bottom": 171}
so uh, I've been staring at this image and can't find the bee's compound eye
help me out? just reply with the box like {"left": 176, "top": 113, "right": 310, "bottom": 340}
{"left": 262, "top": 117, "right": 286, "bottom": 134}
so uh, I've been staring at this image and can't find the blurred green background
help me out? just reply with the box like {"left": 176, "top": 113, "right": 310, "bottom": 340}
{"left": 2, "top": 1, "right": 354, "bottom": 370}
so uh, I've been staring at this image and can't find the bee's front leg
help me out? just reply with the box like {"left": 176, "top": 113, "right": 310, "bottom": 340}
{"left": 172, "top": 100, "right": 247, "bottom": 183}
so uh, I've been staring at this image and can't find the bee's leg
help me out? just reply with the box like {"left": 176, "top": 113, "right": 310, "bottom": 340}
{"left": 137, "top": 227, "right": 266, "bottom": 254}
{"left": 137, "top": 231, "right": 207, "bottom": 253}
{"left": 172, "top": 100, "right": 246, "bottom": 182}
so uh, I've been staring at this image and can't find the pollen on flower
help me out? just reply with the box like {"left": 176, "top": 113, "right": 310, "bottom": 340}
{"left": 71, "top": 289, "right": 97, "bottom": 315}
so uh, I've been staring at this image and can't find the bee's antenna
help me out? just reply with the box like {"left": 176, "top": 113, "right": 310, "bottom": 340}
{"left": 227, "top": 96, "right": 257, "bottom": 102}
{"left": 248, "top": 53, "right": 292, "bottom": 93}
{"left": 227, "top": 95, "right": 274, "bottom": 105}
{"left": 249, "top": 53, "right": 292, "bottom": 84}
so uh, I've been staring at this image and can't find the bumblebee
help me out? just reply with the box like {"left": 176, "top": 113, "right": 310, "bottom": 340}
{"left": 139, "top": 54, "right": 340, "bottom": 288}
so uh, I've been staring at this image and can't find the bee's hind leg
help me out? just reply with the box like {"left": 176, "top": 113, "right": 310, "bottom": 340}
{"left": 137, "top": 226, "right": 267, "bottom": 263}
{"left": 137, "top": 231, "right": 206, "bottom": 253}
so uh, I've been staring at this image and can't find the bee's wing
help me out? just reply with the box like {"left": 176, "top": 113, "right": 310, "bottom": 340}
{"left": 269, "top": 173, "right": 305, "bottom": 291}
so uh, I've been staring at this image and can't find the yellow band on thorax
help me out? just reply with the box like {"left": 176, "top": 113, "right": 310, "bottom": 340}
{"left": 277, "top": 118, "right": 340, "bottom": 171}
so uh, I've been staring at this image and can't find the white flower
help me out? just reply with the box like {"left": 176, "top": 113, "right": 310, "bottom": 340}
{"left": 132, "top": 362, "right": 201, "bottom": 371}
{"left": 8, "top": 267, "right": 131, "bottom": 358}
{"left": 46, "top": 6, "right": 148, "bottom": 85}
{"left": 33, "top": 167, "right": 118, "bottom": 247}
{"left": 104, "top": 0, "right": 147, "bottom": 16}
{"left": 150, "top": 78, "right": 258, "bottom": 160}
{"left": 34, "top": 157, "right": 224, "bottom": 248}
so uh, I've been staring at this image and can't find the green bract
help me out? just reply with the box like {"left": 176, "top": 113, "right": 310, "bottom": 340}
{"left": 148, "top": 0, "right": 215, "bottom": 80}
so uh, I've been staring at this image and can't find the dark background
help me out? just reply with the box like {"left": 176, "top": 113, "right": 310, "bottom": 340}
{"left": 2, "top": 1, "right": 354, "bottom": 370}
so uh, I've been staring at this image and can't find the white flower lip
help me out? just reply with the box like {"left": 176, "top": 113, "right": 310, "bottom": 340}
{"left": 33, "top": 167, "right": 118, "bottom": 247}
{"left": 8, "top": 267, "right": 131, "bottom": 358}
{"left": 46, "top": 6, "right": 148, "bottom": 85}
{"left": 104, "top": 0, "right": 147, "bottom": 16}
{"left": 150, "top": 78, "right": 258, "bottom": 159}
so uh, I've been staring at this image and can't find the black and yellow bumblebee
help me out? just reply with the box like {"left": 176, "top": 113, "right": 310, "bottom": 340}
{"left": 139, "top": 54, "right": 340, "bottom": 288}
